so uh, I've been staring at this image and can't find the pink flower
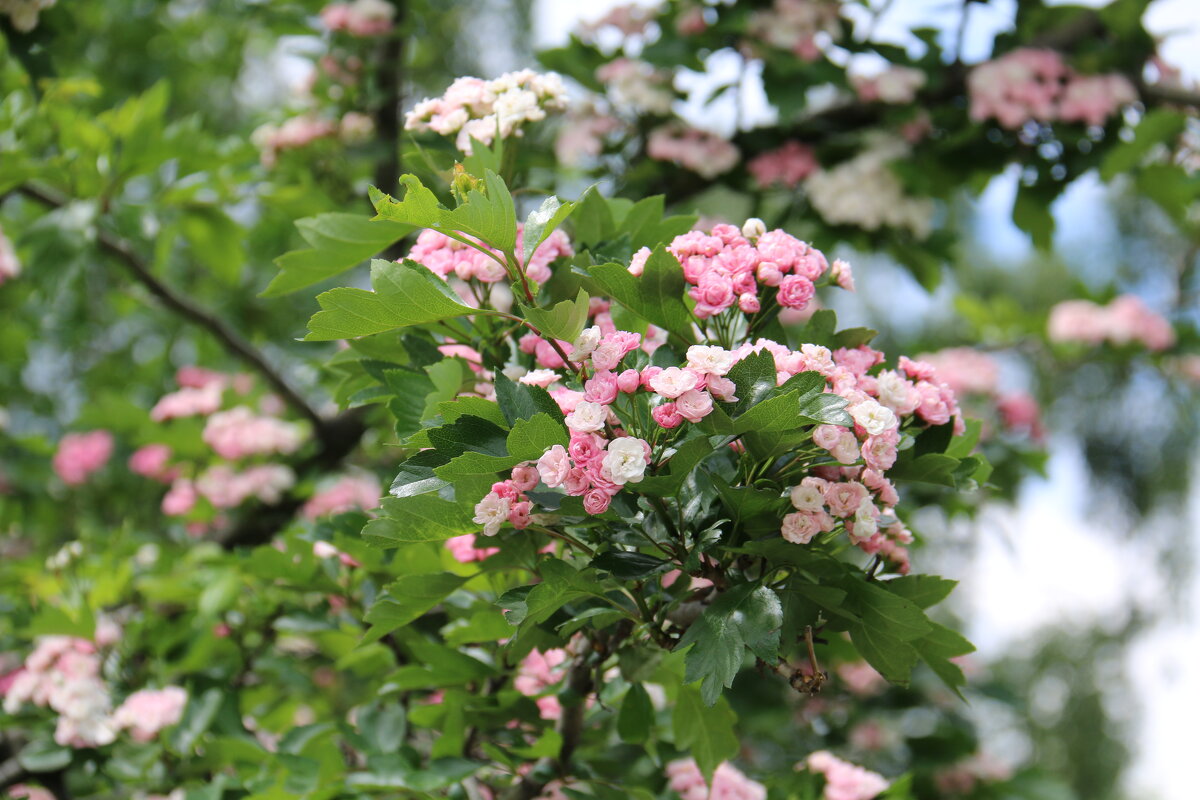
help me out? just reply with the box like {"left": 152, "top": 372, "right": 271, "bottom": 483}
{"left": 128, "top": 444, "right": 175, "bottom": 482}
{"left": 302, "top": 474, "right": 381, "bottom": 519}
{"left": 652, "top": 402, "right": 683, "bottom": 429}
{"left": 202, "top": 407, "right": 303, "bottom": 459}
{"left": 510, "top": 465, "right": 540, "bottom": 493}
{"left": 782, "top": 511, "right": 826, "bottom": 544}
{"left": 445, "top": 534, "right": 499, "bottom": 563}
{"left": 113, "top": 687, "right": 188, "bottom": 743}
{"left": 584, "top": 371, "right": 619, "bottom": 404}
{"left": 675, "top": 389, "right": 714, "bottom": 423}
{"left": 617, "top": 368, "right": 641, "bottom": 393}
{"left": 0, "top": 224, "right": 22, "bottom": 284}
{"left": 583, "top": 488, "right": 611, "bottom": 515}
{"left": 825, "top": 481, "right": 869, "bottom": 518}
{"left": 777, "top": 275, "right": 815, "bottom": 309}
{"left": 151, "top": 383, "right": 224, "bottom": 422}
{"left": 562, "top": 467, "right": 590, "bottom": 496}
{"left": 748, "top": 141, "right": 818, "bottom": 189}
{"left": 666, "top": 758, "right": 767, "bottom": 800}
{"left": 537, "top": 445, "right": 571, "bottom": 487}
{"left": 508, "top": 500, "right": 533, "bottom": 529}
{"left": 649, "top": 367, "right": 699, "bottom": 399}
{"left": 53, "top": 431, "right": 114, "bottom": 486}
{"left": 162, "top": 479, "right": 197, "bottom": 516}
{"left": 802, "top": 750, "right": 889, "bottom": 800}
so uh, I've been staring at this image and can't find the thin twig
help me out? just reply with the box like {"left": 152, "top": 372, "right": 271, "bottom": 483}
{"left": 16, "top": 182, "right": 326, "bottom": 433}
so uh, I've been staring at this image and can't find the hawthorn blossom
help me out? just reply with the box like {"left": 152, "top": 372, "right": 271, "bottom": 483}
{"left": 647, "top": 123, "right": 739, "bottom": 178}
{"left": 319, "top": 0, "right": 395, "bottom": 37}
{"left": 748, "top": 140, "right": 819, "bottom": 189}
{"left": 53, "top": 431, "right": 114, "bottom": 486}
{"left": 302, "top": 474, "right": 381, "bottom": 518}
{"left": 805, "top": 136, "right": 935, "bottom": 237}
{"left": 665, "top": 758, "right": 767, "bottom": 800}
{"left": 112, "top": 687, "right": 188, "bottom": 742}
{"left": 802, "top": 751, "right": 889, "bottom": 800}
{"left": 0, "top": 223, "right": 20, "bottom": 284}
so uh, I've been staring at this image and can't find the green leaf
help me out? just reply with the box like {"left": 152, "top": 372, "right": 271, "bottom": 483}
{"left": 171, "top": 688, "right": 221, "bottom": 753}
{"left": 618, "top": 683, "right": 654, "bottom": 744}
{"left": 264, "top": 213, "right": 412, "bottom": 296}
{"left": 672, "top": 685, "right": 738, "bottom": 784}
{"left": 357, "top": 702, "right": 408, "bottom": 754}
{"left": 888, "top": 452, "right": 960, "bottom": 487}
{"left": 507, "top": 412, "right": 570, "bottom": 461}
{"left": 591, "top": 551, "right": 671, "bottom": 580}
{"left": 427, "top": 414, "right": 510, "bottom": 457}
{"left": 584, "top": 247, "right": 695, "bottom": 342}
{"left": 884, "top": 575, "right": 957, "bottom": 609}
{"left": 1100, "top": 109, "right": 1187, "bottom": 181}
{"left": 570, "top": 186, "right": 616, "bottom": 247}
{"left": 494, "top": 372, "right": 565, "bottom": 426}
{"left": 18, "top": 739, "right": 72, "bottom": 772}
{"left": 371, "top": 170, "right": 516, "bottom": 253}
{"left": 1012, "top": 181, "right": 1056, "bottom": 250}
{"left": 521, "top": 559, "right": 609, "bottom": 626}
{"left": 522, "top": 194, "right": 577, "bottom": 266}
{"left": 678, "top": 583, "right": 783, "bottom": 705}
{"left": 912, "top": 622, "right": 975, "bottom": 698}
{"left": 520, "top": 287, "right": 590, "bottom": 345}
{"left": 620, "top": 195, "right": 697, "bottom": 250}
{"left": 638, "top": 436, "right": 715, "bottom": 496}
{"left": 180, "top": 206, "right": 245, "bottom": 286}
{"left": 390, "top": 450, "right": 451, "bottom": 498}
{"left": 848, "top": 623, "right": 919, "bottom": 685}
{"left": 362, "top": 495, "right": 478, "bottom": 547}
{"left": 363, "top": 573, "right": 468, "bottom": 642}
{"left": 306, "top": 259, "right": 480, "bottom": 341}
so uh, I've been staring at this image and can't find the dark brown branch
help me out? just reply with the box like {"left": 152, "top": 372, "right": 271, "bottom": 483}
{"left": 501, "top": 656, "right": 595, "bottom": 800}
{"left": 16, "top": 182, "right": 326, "bottom": 433}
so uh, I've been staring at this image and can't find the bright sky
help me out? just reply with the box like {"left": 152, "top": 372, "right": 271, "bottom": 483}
{"left": 531, "top": 2, "right": 1200, "bottom": 798}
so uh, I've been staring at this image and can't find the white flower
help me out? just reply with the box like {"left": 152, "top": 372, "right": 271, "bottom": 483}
{"left": 874, "top": 371, "right": 912, "bottom": 413}
{"left": 686, "top": 345, "right": 736, "bottom": 376}
{"left": 519, "top": 369, "right": 560, "bottom": 388}
{"left": 741, "top": 217, "right": 767, "bottom": 239}
{"left": 472, "top": 492, "right": 510, "bottom": 536}
{"left": 570, "top": 326, "right": 601, "bottom": 360}
{"left": 849, "top": 399, "right": 898, "bottom": 436}
{"left": 648, "top": 367, "right": 698, "bottom": 399}
{"left": 564, "top": 401, "right": 606, "bottom": 433}
{"left": 602, "top": 437, "right": 649, "bottom": 485}
{"left": 854, "top": 498, "right": 879, "bottom": 538}
{"left": 831, "top": 432, "right": 861, "bottom": 465}
{"left": 789, "top": 484, "right": 825, "bottom": 512}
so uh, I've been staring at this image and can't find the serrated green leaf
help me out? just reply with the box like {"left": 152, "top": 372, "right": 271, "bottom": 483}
{"left": 371, "top": 170, "right": 516, "bottom": 253}
{"left": 520, "top": 287, "right": 591, "bottom": 345}
{"left": 522, "top": 194, "right": 577, "bottom": 266}
{"left": 264, "top": 213, "right": 412, "bottom": 296}
{"left": 678, "top": 583, "right": 783, "bottom": 705}
{"left": 584, "top": 247, "right": 695, "bottom": 342}
{"left": 363, "top": 574, "right": 468, "bottom": 642}
{"left": 618, "top": 683, "right": 654, "bottom": 744}
{"left": 362, "top": 495, "right": 478, "bottom": 547}
{"left": 507, "top": 412, "right": 570, "bottom": 461}
{"left": 672, "top": 685, "right": 738, "bottom": 784}
{"left": 306, "top": 259, "right": 481, "bottom": 340}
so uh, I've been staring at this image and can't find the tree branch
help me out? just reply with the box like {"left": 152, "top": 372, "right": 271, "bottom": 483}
{"left": 501, "top": 656, "right": 595, "bottom": 800}
{"left": 15, "top": 182, "right": 326, "bottom": 434}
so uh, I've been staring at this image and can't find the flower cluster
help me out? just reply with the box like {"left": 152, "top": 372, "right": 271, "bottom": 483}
{"left": 251, "top": 113, "right": 375, "bottom": 167}
{"left": 596, "top": 58, "right": 676, "bottom": 115}
{"left": 1047, "top": 295, "right": 1175, "bottom": 351}
{"left": 968, "top": 48, "right": 1137, "bottom": 129}
{"left": 647, "top": 123, "right": 740, "bottom": 179}
{"left": 920, "top": 348, "right": 1042, "bottom": 437}
{"left": 3, "top": 634, "right": 187, "bottom": 750}
{"left": 665, "top": 758, "right": 767, "bottom": 800}
{"left": 850, "top": 66, "right": 926, "bottom": 104}
{"left": 0, "top": 0, "right": 55, "bottom": 32}
{"left": 802, "top": 751, "right": 889, "bottom": 800}
{"left": 0, "top": 223, "right": 20, "bottom": 285}
{"left": 202, "top": 407, "right": 304, "bottom": 460}
{"left": 804, "top": 136, "right": 935, "bottom": 237}
{"left": 404, "top": 70, "right": 568, "bottom": 154}
{"left": 318, "top": 0, "right": 395, "bottom": 37}
{"left": 514, "top": 648, "right": 568, "bottom": 720}
{"left": 406, "top": 224, "right": 574, "bottom": 287}
{"left": 632, "top": 221, "right": 840, "bottom": 319}
{"left": 745, "top": 0, "right": 841, "bottom": 61}
{"left": 53, "top": 431, "right": 114, "bottom": 486}
{"left": 301, "top": 473, "right": 381, "bottom": 519}
{"left": 576, "top": 4, "right": 657, "bottom": 43}
{"left": 748, "top": 140, "right": 819, "bottom": 189}
{"left": 554, "top": 108, "right": 623, "bottom": 166}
